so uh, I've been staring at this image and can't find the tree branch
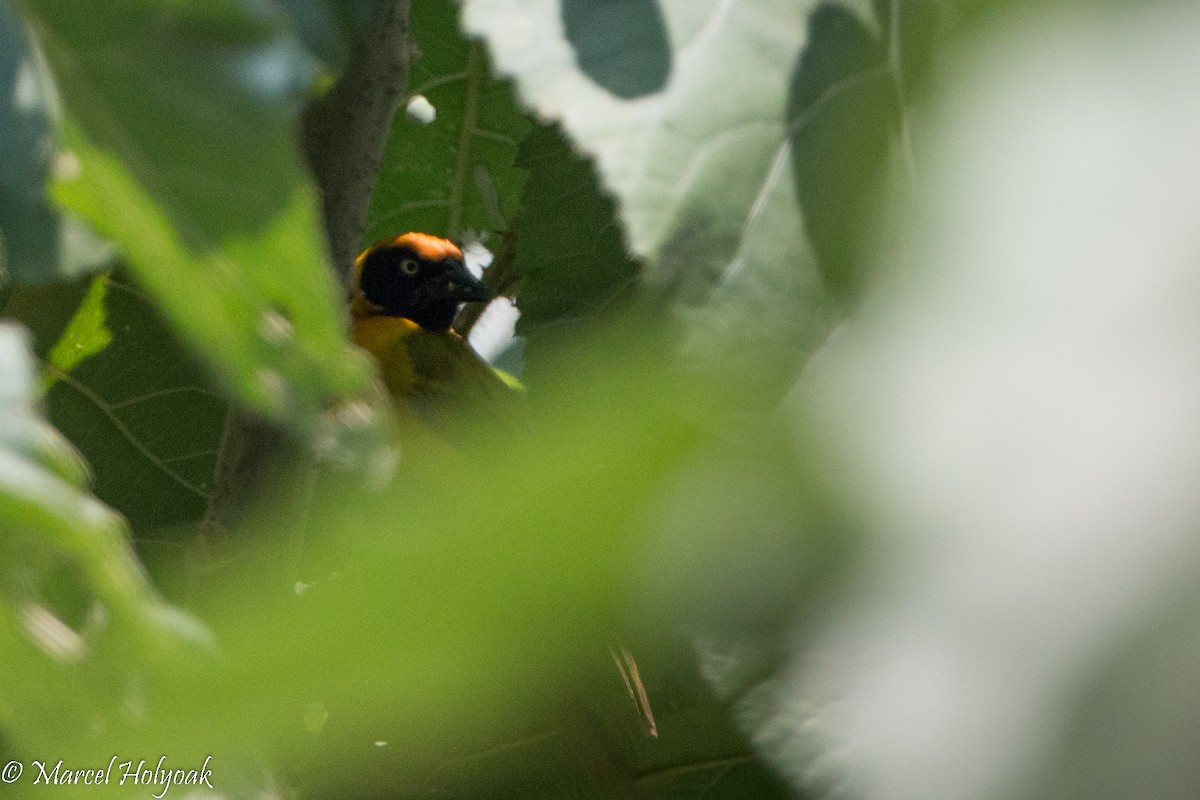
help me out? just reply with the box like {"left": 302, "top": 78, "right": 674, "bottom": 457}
{"left": 304, "top": 0, "right": 417, "bottom": 286}
{"left": 198, "top": 0, "right": 415, "bottom": 545}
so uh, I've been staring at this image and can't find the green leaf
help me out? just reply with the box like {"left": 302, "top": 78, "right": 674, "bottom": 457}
{"left": 43, "top": 271, "right": 109, "bottom": 376}
{"left": 24, "top": 0, "right": 377, "bottom": 444}
{"left": 364, "top": 0, "right": 530, "bottom": 246}
{"left": 39, "top": 273, "right": 226, "bottom": 533}
{"left": 0, "top": 320, "right": 211, "bottom": 761}
{"left": 182, "top": 334, "right": 717, "bottom": 781}
{"left": 461, "top": 0, "right": 933, "bottom": 398}
{"left": 122, "top": 320, "right": 839, "bottom": 797}
{"left": 24, "top": 0, "right": 305, "bottom": 243}
{"left": 788, "top": 2, "right": 895, "bottom": 301}
{"left": 511, "top": 123, "right": 638, "bottom": 353}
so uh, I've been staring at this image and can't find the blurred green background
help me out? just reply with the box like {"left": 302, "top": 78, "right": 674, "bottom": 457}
{"left": 4, "top": 1, "right": 1200, "bottom": 799}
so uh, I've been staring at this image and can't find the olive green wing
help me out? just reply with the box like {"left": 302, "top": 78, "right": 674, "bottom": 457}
{"left": 398, "top": 330, "right": 523, "bottom": 441}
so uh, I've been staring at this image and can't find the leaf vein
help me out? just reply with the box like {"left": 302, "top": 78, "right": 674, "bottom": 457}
{"left": 47, "top": 366, "right": 208, "bottom": 499}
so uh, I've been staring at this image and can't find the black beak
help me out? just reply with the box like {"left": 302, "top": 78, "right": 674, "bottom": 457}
{"left": 445, "top": 259, "right": 491, "bottom": 303}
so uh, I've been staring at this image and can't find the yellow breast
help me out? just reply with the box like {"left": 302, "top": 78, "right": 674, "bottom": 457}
{"left": 351, "top": 313, "right": 518, "bottom": 450}
{"left": 351, "top": 315, "right": 422, "bottom": 398}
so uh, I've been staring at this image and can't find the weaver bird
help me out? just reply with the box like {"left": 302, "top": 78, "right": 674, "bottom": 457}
{"left": 351, "top": 232, "right": 656, "bottom": 736}
{"left": 351, "top": 232, "right": 516, "bottom": 444}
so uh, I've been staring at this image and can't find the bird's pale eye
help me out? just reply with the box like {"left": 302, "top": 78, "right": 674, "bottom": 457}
{"left": 400, "top": 258, "right": 420, "bottom": 276}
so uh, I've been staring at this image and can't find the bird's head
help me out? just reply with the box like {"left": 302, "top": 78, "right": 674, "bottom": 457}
{"left": 352, "top": 233, "right": 490, "bottom": 330}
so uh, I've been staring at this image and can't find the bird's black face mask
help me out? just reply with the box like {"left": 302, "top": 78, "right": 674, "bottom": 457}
{"left": 358, "top": 244, "right": 490, "bottom": 331}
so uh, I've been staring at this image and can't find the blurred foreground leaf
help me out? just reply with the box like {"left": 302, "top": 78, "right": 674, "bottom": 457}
{"left": 754, "top": 4, "right": 1200, "bottom": 799}
{"left": 24, "top": 0, "right": 303, "bottom": 242}
{"left": 202, "top": 334, "right": 704, "bottom": 753}
{"left": 0, "top": 322, "right": 212, "bottom": 797}
{"left": 85, "top": 324, "right": 835, "bottom": 798}
{"left": 24, "top": 0, "right": 377, "bottom": 445}
{"left": 0, "top": 0, "right": 107, "bottom": 283}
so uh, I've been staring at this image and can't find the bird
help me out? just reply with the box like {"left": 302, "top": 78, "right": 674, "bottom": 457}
{"left": 350, "top": 232, "right": 517, "bottom": 447}
{"left": 350, "top": 232, "right": 657, "bottom": 736}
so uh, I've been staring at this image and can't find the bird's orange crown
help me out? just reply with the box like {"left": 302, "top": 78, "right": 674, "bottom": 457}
{"left": 352, "top": 232, "right": 487, "bottom": 330}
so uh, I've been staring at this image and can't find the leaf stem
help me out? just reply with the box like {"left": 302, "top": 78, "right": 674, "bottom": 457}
{"left": 448, "top": 42, "right": 484, "bottom": 239}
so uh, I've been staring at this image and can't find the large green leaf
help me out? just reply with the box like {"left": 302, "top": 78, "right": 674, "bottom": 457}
{"left": 0, "top": 321, "right": 211, "bottom": 780}
{"left": 364, "top": 0, "right": 530, "bottom": 246}
{"left": 461, "top": 1, "right": 821, "bottom": 387}
{"left": 28, "top": 273, "right": 226, "bottom": 534}
{"left": 461, "top": 1, "right": 937, "bottom": 398}
{"left": 511, "top": 122, "right": 639, "bottom": 379}
{"left": 22, "top": 0, "right": 377, "bottom": 444}
{"left": 24, "top": 0, "right": 304, "bottom": 243}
